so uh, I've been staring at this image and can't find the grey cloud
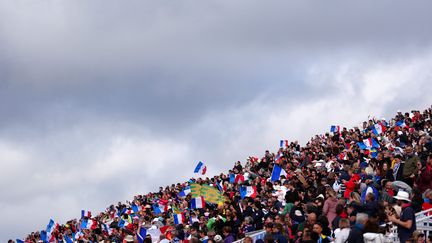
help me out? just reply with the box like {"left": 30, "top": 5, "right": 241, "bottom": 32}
{"left": 1, "top": 0, "right": 432, "bottom": 241}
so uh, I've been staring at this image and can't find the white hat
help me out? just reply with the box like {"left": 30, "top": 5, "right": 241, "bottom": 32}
{"left": 393, "top": 190, "right": 411, "bottom": 202}
{"left": 295, "top": 210, "right": 303, "bottom": 217}
{"left": 214, "top": 235, "right": 223, "bottom": 242}
{"left": 124, "top": 235, "right": 134, "bottom": 242}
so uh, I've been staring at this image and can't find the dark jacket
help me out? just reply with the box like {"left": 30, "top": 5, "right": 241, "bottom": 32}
{"left": 416, "top": 166, "right": 432, "bottom": 193}
{"left": 403, "top": 155, "right": 419, "bottom": 178}
{"left": 346, "top": 223, "right": 364, "bottom": 243}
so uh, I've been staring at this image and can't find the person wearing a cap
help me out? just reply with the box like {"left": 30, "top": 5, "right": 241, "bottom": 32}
{"left": 387, "top": 190, "right": 416, "bottom": 243}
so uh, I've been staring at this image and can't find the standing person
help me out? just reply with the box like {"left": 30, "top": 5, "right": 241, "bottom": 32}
{"left": 323, "top": 189, "right": 338, "bottom": 228}
{"left": 346, "top": 213, "right": 368, "bottom": 243}
{"left": 272, "top": 223, "right": 288, "bottom": 243}
{"left": 403, "top": 145, "right": 419, "bottom": 187}
{"left": 222, "top": 226, "right": 235, "bottom": 243}
{"left": 333, "top": 218, "right": 351, "bottom": 243}
{"left": 416, "top": 154, "right": 432, "bottom": 194}
{"left": 387, "top": 191, "right": 416, "bottom": 243}
{"left": 312, "top": 223, "right": 331, "bottom": 243}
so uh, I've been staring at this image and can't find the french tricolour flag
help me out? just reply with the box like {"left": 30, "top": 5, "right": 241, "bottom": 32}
{"left": 81, "top": 210, "right": 91, "bottom": 218}
{"left": 153, "top": 204, "right": 166, "bottom": 214}
{"left": 81, "top": 218, "right": 97, "bottom": 230}
{"left": 46, "top": 219, "right": 57, "bottom": 242}
{"left": 396, "top": 120, "right": 407, "bottom": 128}
{"left": 132, "top": 204, "right": 141, "bottom": 214}
{"left": 178, "top": 186, "right": 191, "bottom": 197}
{"left": 271, "top": 164, "right": 286, "bottom": 182}
{"left": 280, "top": 140, "right": 289, "bottom": 148}
{"left": 118, "top": 218, "right": 130, "bottom": 228}
{"left": 173, "top": 213, "right": 185, "bottom": 225}
{"left": 372, "top": 123, "right": 386, "bottom": 135}
{"left": 194, "top": 161, "right": 207, "bottom": 175}
{"left": 240, "top": 186, "right": 257, "bottom": 199}
{"left": 358, "top": 138, "right": 380, "bottom": 150}
{"left": 191, "top": 196, "right": 205, "bottom": 209}
{"left": 330, "top": 125, "right": 340, "bottom": 133}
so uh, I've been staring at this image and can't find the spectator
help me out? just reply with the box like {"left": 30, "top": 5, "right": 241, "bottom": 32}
{"left": 388, "top": 191, "right": 417, "bottom": 243}
{"left": 334, "top": 218, "right": 351, "bottom": 243}
{"left": 346, "top": 213, "right": 368, "bottom": 243}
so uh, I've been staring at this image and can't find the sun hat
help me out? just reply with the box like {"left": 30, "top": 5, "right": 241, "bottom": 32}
{"left": 393, "top": 190, "right": 411, "bottom": 202}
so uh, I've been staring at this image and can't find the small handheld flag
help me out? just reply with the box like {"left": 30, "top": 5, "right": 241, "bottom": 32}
{"left": 330, "top": 125, "right": 340, "bottom": 133}
{"left": 271, "top": 164, "right": 286, "bottom": 182}
{"left": 173, "top": 213, "right": 185, "bottom": 225}
{"left": 191, "top": 196, "right": 205, "bottom": 209}
{"left": 240, "top": 186, "right": 257, "bottom": 199}
{"left": 194, "top": 161, "right": 207, "bottom": 175}
{"left": 81, "top": 210, "right": 91, "bottom": 218}
{"left": 372, "top": 123, "right": 386, "bottom": 135}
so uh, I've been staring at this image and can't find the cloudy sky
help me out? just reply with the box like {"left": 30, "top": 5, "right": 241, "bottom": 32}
{"left": 1, "top": 0, "right": 432, "bottom": 240}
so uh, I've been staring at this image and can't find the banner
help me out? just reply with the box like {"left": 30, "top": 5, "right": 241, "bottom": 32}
{"left": 190, "top": 183, "right": 202, "bottom": 198}
{"left": 190, "top": 184, "right": 224, "bottom": 204}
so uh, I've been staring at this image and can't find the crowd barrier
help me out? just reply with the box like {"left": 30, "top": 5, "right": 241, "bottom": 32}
{"left": 233, "top": 230, "right": 266, "bottom": 243}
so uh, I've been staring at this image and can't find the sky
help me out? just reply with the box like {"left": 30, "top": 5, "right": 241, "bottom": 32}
{"left": 1, "top": 0, "right": 432, "bottom": 240}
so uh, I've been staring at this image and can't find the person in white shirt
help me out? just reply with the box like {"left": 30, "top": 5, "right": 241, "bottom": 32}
{"left": 334, "top": 218, "right": 351, "bottom": 243}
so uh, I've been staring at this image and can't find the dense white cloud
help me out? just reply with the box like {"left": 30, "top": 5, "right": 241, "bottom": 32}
{"left": 0, "top": 0, "right": 432, "bottom": 240}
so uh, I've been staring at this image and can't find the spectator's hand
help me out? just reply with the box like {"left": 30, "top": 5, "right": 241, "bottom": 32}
{"left": 387, "top": 213, "right": 397, "bottom": 223}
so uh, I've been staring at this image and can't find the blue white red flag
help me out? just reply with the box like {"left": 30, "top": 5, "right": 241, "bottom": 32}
{"left": 372, "top": 123, "right": 386, "bottom": 135}
{"left": 81, "top": 218, "right": 97, "bottom": 230}
{"left": 271, "top": 164, "right": 286, "bottom": 182}
{"left": 191, "top": 196, "right": 205, "bottom": 209}
{"left": 240, "top": 186, "right": 257, "bottom": 199}
{"left": 132, "top": 204, "right": 141, "bottom": 214}
{"left": 330, "top": 125, "right": 340, "bottom": 133}
{"left": 194, "top": 161, "right": 207, "bottom": 175}
{"left": 178, "top": 186, "right": 191, "bottom": 197}
{"left": 358, "top": 138, "right": 380, "bottom": 150}
{"left": 81, "top": 210, "right": 91, "bottom": 218}
{"left": 44, "top": 219, "right": 57, "bottom": 243}
{"left": 280, "top": 140, "right": 288, "bottom": 148}
{"left": 396, "top": 120, "right": 407, "bottom": 128}
{"left": 153, "top": 204, "right": 166, "bottom": 214}
{"left": 173, "top": 213, "right": 185, "bottom": 225}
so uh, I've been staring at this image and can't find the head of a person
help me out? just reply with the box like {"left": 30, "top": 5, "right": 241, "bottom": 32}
{"left": 405, "top": 145, "right": 414, "bottom": 155}
{"left": 265, "top": 222, "right": 273, "bottom": 233}
{"left": 356, "top": 213, "right": 369, "bottom": 226}
{"left": 272, "top": 223, "right": 283, "bottom": 234}
{"left": 339, "top": 218, "right": 350, "bottom": 229}
{"left": 222, "top": 226, "right": 232, "bottom": 237}
{"left": 307, "top": 212, "right": 317, "bottom": 225}
{"left": 366, "top": 192, "right": 375, "bottom": 202}
{"left": 312, "top": 223, "right": 323, "bottom": 235}
{"left": 207, "top": 230, "right": 216, "bottom": 240}
{"left": 243, "top": 236, "right": 253, "bottom": 243}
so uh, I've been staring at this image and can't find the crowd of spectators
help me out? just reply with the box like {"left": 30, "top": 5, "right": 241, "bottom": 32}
{"left": 13, "top": 107, "right": 432, "bottom": 243}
